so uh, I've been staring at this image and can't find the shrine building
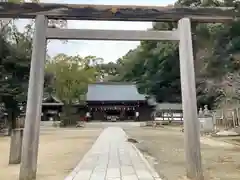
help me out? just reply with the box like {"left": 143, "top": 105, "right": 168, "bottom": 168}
{"left": 86, "top": 82, "right": 153, "bottom": 121}
{"left": 41, "top": 95, "right": 63, "bottom": 121}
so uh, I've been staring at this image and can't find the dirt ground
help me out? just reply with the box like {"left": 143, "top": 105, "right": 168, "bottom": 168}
{"left": 125, "top": 127, "right": 240, "bottom": 180}
{"left": 0, "top": 127, "right": 102, "bottom": 180}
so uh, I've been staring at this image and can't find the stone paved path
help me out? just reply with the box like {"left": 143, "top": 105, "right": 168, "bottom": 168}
{"left": 65, "top": 127, "right": 161, "bottom": 180}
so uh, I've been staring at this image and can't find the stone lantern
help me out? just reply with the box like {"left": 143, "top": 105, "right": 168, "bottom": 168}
{"left": 198, "top": 105, "right": 214, "bottom": 134}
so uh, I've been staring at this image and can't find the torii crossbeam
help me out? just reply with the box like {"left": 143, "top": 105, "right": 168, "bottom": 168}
{"left": 0, "top": 2, "right": 238, "bottom": 22}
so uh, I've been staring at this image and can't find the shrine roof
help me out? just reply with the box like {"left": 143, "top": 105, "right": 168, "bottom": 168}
{"left": 86, "top": 82, "right": 146, "bottom": 101}
{"left": 155, "top": 103, "right": 182, "bottom": 110}
{"left": 42, "top": 94, "right": 63, "bottom": 105}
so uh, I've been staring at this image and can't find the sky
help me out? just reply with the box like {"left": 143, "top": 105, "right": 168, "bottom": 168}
{"left": 16, "top": 0, "right": 176, "bottom": 62}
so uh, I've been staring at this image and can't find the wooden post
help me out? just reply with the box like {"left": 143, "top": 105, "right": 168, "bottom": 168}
{"left": 178, "top": 18, "right": 204, "bottom": 180}
{"left": 9, "top": 128, "right": 23, "bottom": 164}
{"left": 19, "top": 15, "right": 47, "bottom": 180}
{"left": 232, "top": 110, "right": 236, "bottom": 128}
{"left": 237, "top": 108, "right": 240, "bottom": 126}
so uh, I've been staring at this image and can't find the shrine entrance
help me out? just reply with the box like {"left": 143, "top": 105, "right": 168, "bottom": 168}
{"left": 0, "top": 2, "right": 237, "bottom": 180}
{"left": 105, "top": 109, "right": 121, "bottom": 121}
{"left": 23, "top": 15, "right": 200, "bottom": 179}
{"left": 90, "top": 105, "right": 137, "bottom": 121}
{"left": 86, "top": 82, "right": 151, "bottom": 121}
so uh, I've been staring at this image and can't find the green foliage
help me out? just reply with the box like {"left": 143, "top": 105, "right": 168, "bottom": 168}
{"left": 45, "top": 54, "right": 102, "bottom": 103}
{"left": 109, "top": 0, "right": 240, "bottom": 109}
{"left": 0, "top": 26, "right": 31, "bottom": 129}
{"left": 45, "top": 54, "right": 104, "bottom": 126}
{"left": 111, "top": 21, "right": 181, "bottom": 103}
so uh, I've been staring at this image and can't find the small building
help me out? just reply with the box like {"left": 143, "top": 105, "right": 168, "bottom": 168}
{"left": 154, "top": 103, "right": 183, "bottom": 122}
{"left": 86, "top": 82, "right": 153, "bottom": 121}
{"left": 41, "top": 94, "right": 87, "bottom": 122}
{"left": 41, "top": 95, "right": 63, "bottom": 121}
{"left": 155, "top": 103, "right": 182, "bottom": 111}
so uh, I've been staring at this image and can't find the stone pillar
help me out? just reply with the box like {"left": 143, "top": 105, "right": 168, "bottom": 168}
{"left": 178, "top": 18, "right": 203, "bottom": 180}
{"left": 9, "top": 128, "right": 24, "bottom": 164}
{"left": 19, "top": 15, "right": 47, "bottom": 180}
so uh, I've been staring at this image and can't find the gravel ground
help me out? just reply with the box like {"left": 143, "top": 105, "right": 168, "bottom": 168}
{"left": 125, "top": 127, "right": 240, "bottom": 180}
{"left": 0, "top": 127, "right": 102, "bottom": 180}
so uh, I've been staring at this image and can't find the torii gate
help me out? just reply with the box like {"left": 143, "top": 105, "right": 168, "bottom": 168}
{"left": 0, "top": 2, "right": 238, "bottom": 180}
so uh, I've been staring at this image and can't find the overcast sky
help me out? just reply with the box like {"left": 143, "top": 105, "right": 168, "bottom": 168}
{"left": 16, "top": 0, "right": 175, "bottom": 62}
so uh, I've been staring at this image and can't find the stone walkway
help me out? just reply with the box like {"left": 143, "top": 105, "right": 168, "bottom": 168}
{"left": 65, "top": 127, "right": 161, "bottom": 180}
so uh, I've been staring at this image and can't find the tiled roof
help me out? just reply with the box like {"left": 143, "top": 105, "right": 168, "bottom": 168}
{"left": 155, "top": 103, "right": 182, "bottom": 110}
{"left": 42, "top": 94, "right": 62, "bottom": 103}
{"left": 86, "top": 82, "right": 146, "bottom": 101}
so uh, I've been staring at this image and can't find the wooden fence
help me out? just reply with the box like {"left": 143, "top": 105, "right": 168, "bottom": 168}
{"left": 213, "top": 108, "right": 240, "bottom": 129}
{"left": 152, "top": 110, "right": 183, "bottom": 126}
{"left": 151, "top": 105, "right": 240, "bottom": 130}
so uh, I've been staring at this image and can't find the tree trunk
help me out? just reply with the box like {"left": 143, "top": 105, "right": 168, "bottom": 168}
{"left": 60, "top": 104, "right": 70, "bottom": 127}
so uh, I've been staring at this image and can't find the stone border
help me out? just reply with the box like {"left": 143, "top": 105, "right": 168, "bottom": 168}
{"left": 124, "top": 132, "right": 162, "bottom": 180}
{"left": 64, "top": 130, "right": 103, "bottom": 180}
{"left": 130, "top": 143, "right": 162, "bottom": 180}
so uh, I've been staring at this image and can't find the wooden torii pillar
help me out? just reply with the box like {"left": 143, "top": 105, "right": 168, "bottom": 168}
{"left": 19, "top": 15, "right": 47, "bottom": 180}
{"left": 178, "top": 18, "right": 203, "bottom": 180}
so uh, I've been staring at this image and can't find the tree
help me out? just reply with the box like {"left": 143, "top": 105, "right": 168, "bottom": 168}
{"left": 94, "top": 62, "right": 121, "bottom": 81}
{"left": 45, "top": 54, "right": 102, "bottom": 126}
{"left": 45, "top": 54, "right": 101, "bottom": 103}
{"left": 112, "top": 23, "right": 181, "bottom": 103}
{"left": 0, "top": 0, "right": 68, "bottom": 131}
{"left": 1, "top": 0, "right": 67, "bottom": 40}
{"left": 110, "top": 0, "right": 240, "bottom": 110}
{"left": 0, "top": 25, "right": 32, "bottom": 132}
